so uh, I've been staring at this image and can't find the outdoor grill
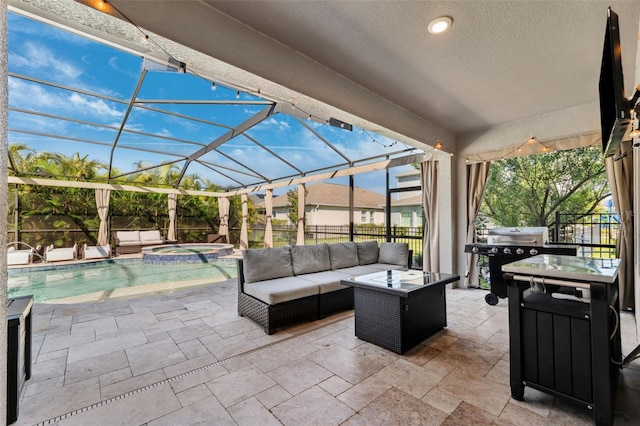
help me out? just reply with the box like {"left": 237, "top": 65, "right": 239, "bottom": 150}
{"left": 465, "top": 227, "right": 577, "bottom": 305}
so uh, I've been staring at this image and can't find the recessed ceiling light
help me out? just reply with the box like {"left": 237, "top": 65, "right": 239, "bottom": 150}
{"left": 428, "top": 16, "right": 453, "bottom": 34}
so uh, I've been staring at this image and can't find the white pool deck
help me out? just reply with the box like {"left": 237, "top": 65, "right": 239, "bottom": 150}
{"left": 13, "top": 278, "right": 640, "bottom": 425}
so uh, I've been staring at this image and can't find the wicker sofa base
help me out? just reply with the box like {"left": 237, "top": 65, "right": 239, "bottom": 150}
{"left": 319, "top": 287, "right": 354, "bottom": 318}
{"left": 115, "top": 244, "right": 142, "bottom": 255}
{"left": 238, "top": 291, "right": 319, "bottom": 335}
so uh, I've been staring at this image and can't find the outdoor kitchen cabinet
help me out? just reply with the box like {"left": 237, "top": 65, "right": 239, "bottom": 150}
{"left": 503, "top": 255, "right": 621, "bottom": 426}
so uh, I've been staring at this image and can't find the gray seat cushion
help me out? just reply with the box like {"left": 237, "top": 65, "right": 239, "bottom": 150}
{"left": 298, "top": 270, "right": 351, "bottom": 294}
{"left": 291, "top": 244, "right": 330, "bottom": 275}
{"left": 243, "top": 276, "right": 319, "bottom": 305}
{"left": 242, "top": 246, "right": 294, "bottom": 283}
{"left": 378, "top": 242, "right": 409, "bottom": 267}
{"left": 328, "top": 242, "right": 359, "bottom": 270}
{"left": 356, "top": 241, "right": 379, "bottom": 265}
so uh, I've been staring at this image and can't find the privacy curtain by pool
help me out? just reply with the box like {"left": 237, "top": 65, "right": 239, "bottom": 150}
{"left": 605, "top": 141, "right": 634, "bottom": 310}
{"left": 421, "top": 160, "right": 439, "bottom": 272}
{"left": 464, "top": 161, "right": 491, "bottom": 288}
{"left": 95, "top": 188, "right": 110, "bottom": 246}
{"left": 218, "top": 197, "right": 230, "bottom": 244}
{"left": 167, "top": 193, "right": 177, "bottom": 242}
{"left": 240, "top": 193, "right": 249, "bottom": 250}
{"left": 265, "top": 189, "right": 273, "bottom": 248}
{"left": 296, "top": 183, "right": 306, "bottom": 245}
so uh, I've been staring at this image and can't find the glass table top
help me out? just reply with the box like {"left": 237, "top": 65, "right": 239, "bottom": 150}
{"left": 502, "top": 254, "right": 621, "bottom": 284}
{"left": 345, "top": 270, "right": 458, "bottom": 292}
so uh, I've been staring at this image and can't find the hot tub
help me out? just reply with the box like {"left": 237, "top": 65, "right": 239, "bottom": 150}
{"left": 141, "top": 243, "right": 234, "bottom": 264}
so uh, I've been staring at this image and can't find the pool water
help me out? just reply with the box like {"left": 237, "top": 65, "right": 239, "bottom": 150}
{"left": 8, "top": 259, "right": 238, "bottom": 303}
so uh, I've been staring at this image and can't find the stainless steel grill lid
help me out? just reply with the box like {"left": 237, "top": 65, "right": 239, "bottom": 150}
{"left": 486, "top": 227, "right": 549, "bottom": 246}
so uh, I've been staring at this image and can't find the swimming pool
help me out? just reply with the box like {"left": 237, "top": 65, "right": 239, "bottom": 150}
{"left": 8, "top": 259, "right": 238, "bottom": 303}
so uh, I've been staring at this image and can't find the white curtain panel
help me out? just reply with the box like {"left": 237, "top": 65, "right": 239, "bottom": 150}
{"left": 464, "top": 162, "right": 491, "bottom": 288}
{"left": 167, "top": 193, "right": 177, "bottom": 242}
{"left": 264, "top": 189, "right": 273, "bottom": 248}
{"left": 218, "top": 197, "right": 230, "bottom": 244}
{"left": 421, "top": 160, "right": 439, "bottom": 272}
{"left": 240, "top": 193, "right": 249, "bottom": 250}
{"left": 605, "top": 141, "right": 634, "bottom": 310}
{"left": 296, "top": 183, "right": 306, "bottom": 245}
{"left": 95, "top": 188, "right": 111, "bottom": 246}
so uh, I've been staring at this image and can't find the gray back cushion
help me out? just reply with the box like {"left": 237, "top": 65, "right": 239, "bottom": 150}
{"left": 291, "top": 244, "right": 330, "bottom": 275}
{"left": 242, "top": 246, "right": 294, "bottom": 283}
{"left": 378, "top": 242, "right": 409, "bottom": 267}
{"left": 356, "top": 241, "right": 379, "bottom": 265}
{"left": 328, "top": 242, "right": 359, "bottom": 270}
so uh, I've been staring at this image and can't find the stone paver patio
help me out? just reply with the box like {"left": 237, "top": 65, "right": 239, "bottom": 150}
{"left": 14, "top": 280, "right": 640, "bottom": 425}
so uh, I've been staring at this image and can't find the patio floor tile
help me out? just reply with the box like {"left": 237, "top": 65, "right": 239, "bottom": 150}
{"left": 206, "top": 367, "right": 277, "bottom": 407}
{"left": 148, "top": 395, "right": 235, "bottom": 426}
{"left": 345, "top": 386, "right": 448, "bottom": 425}
{"left": 271, "top": 386, "right": 354, "bottom": 426}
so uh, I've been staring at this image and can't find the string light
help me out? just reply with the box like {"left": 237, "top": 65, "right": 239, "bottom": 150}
{"left": 141, "top": 34, "right": 149, "bottom": 45}
{"left": 236, "top": 90, "right": 240, "bottom": 99}
{"left": 211, "top": 82, "right": 216, "bottom": 91}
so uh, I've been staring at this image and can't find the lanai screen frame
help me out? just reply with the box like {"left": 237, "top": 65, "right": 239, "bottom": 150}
{"left": 7, "top": 8, "right": 423, "bottom": 194}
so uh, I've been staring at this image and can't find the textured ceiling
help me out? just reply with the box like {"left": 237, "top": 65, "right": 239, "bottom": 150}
{"left": 207, "top": 0, "right": 640, "bottom": 135}
{"left": 10, "top": 0, "right": 640, "bottom": 155}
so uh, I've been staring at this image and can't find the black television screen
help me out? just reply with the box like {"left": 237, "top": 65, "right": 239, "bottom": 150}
{"left": 599, "top": 8, "right": 632, "bottom": 157}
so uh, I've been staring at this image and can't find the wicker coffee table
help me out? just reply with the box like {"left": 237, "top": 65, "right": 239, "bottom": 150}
{"left": 342, "top": 270, "right": 459, "bottom": 354}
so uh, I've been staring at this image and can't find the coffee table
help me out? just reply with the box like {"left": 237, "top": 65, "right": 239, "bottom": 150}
{"left": 342, "top": 270, "right": 459, "bottom": 354}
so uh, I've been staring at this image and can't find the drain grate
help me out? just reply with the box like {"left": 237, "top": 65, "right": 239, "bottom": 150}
{"left": 35, "top": 313, "right": 353, "bottom": 425}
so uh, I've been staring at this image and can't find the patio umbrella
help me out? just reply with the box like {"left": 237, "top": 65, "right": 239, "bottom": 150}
{"left": 240, "top": 193, "right": 248, "bottom": 250}
{"left": 296, "top": 183, "right": 305, "bottom": 245}
{"left": 218, "top": 197, "right": 230, "bottom": 244}
{"left": 167, "top": 193, "right": 177, "bottom": 242}
{"left": 95, "top": 188, "right": 110, "bottom": 246}
{"left": 421, "top": 160, "right": 439, "bottom": 272}
{"left": 265, "top": 189, "right": 273, "bottom": 248}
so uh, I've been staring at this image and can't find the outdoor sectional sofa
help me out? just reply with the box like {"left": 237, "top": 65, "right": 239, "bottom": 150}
{"left": 114, "top": 230, "right": 164, "bottom": 255}
{"left": 237, "top": 240, "right": 410, "bottom": 334}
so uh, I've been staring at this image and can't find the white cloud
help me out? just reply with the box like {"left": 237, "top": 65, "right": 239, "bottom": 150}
{"left": 68, "top": 93, "right": 122, "bottom": 118}
{"left": 107, "top": 56, "right": 139, "bottom": 79}
{"left": 11, "top": 41, "right": 82, "bottom": 80}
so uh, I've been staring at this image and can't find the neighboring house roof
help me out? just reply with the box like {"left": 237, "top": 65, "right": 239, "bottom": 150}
{"left": 391, "top": 194, "right": 422, "bottom": 207}
{"left": 257, "top": 182, "right": 386, "bottom": 209}
{"left": 249, "top": 193, "right": 264, "bottom": 204}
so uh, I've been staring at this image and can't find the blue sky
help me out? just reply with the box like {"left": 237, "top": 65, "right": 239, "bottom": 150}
{"left": 7, "top": 12, "right": 418, "bottom": 195}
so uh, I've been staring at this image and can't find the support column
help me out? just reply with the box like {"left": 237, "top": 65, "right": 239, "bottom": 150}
{"left": 1, "top": 0, "right": 11, "bottom": 421}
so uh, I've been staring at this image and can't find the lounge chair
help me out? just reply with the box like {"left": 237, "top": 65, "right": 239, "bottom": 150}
{"left": 7, "top": 247, "right": 33, "bottom": 265}
{"left": 45, "top": 243, "right": 77, "bottom": 262}
{"left": 83, "top": 244, "right": 111, "bottom": 260}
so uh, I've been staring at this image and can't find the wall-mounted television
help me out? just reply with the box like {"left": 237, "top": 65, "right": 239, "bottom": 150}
{"left": 599, "top": 8, "right": 632, "bottom": 158}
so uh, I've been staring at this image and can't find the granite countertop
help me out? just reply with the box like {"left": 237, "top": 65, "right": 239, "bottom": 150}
{"left": 502, "top": 254, "right": 621, "bottom": 283}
